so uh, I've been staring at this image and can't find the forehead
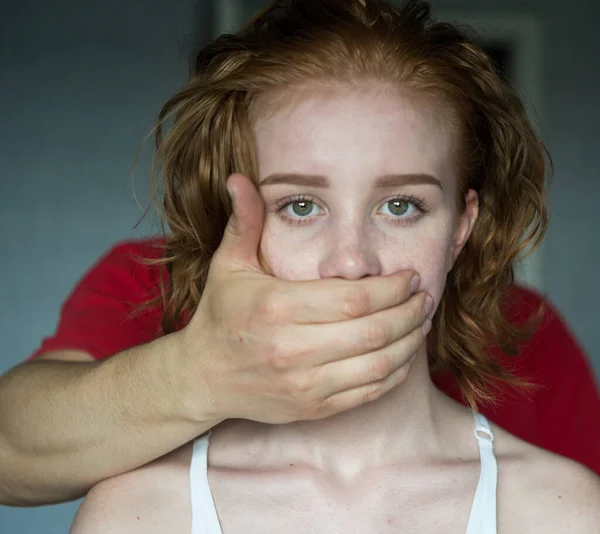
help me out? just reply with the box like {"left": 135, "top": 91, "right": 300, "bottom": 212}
{"left": 253, "top": 83, "right": 457, "bottom": 184}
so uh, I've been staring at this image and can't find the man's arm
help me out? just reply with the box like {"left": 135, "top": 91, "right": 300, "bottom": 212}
{"left": 0, "top": 239, "right": 198, "bottom": 506}
{"left": 1, "top": 177, "right": 431, "bottom": 506}
{"left": 0, "top": 337, "right": 219, "bottom": 506}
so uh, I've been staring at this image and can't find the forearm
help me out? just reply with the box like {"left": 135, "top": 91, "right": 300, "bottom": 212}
{"left": 0, "top": 334, "right": 222, "bottom": 506}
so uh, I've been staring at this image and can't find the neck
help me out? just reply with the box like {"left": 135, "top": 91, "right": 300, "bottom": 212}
{"left": 247, "top": 347, "right": 471, "bottom": 479}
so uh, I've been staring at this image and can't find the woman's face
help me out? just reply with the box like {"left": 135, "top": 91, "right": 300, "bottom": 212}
{"left": 255, "top": 84, "right": 478, "bottom": 312}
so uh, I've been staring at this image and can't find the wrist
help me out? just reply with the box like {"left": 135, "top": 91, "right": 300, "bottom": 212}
{"left": 160, "top": 328, "right": 227, "bottom": 427}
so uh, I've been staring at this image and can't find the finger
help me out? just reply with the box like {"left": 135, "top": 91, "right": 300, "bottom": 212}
{"left": 213, "top": 174, "right": 265, "bottom": 272}
{"left": 311, "top": 351, "right": 422, "bottom": 420}
{"left": 274, "top": 269, "right": 422, "bottom": 325}
{"left": 279, "top": 291, "right": 431, "bottom": 367}
{"left": 312, "top": 318, "right": 430, "bottom": 397}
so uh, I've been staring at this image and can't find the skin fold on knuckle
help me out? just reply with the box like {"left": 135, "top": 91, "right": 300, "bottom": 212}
{"left": 392, "top": 362, "right": 411, "bottom": 386}
{"left": 342, "top": 286, "right": 371, "bottom": 318}
{"left": 370, "top": 354, "right": 393, "bottom": 382}
{"left": 259, "top": 289, "right": 291, "bottom": 325}
{"left": 265, "top": 337, "right": 296, "bottom": 372}
{"left": 362, "top": 381, "right": 385, "bottom": 404}
{"left": 315, "top": 394, "right": 346, "bottom": 420}
{"left": 279, "top": 369, "right": 314, "bottom": 400}
{"left": 362, "top": 320, "right": 389, "bottom": 352}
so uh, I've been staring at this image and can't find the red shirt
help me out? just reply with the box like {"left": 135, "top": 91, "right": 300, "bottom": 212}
{"left": 30, "top": 238, "right": 600, "bottom": 474}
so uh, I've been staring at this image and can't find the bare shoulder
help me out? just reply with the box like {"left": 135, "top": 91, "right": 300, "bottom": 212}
{"left": 70, "top": 441, "right": 194, "bottom": 534}
{"left": 495, "top": 428, "right": 600, "bottom": 533}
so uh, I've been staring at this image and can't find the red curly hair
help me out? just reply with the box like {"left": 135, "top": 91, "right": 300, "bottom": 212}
{"left": 149, "top": 0, "right": 549, "bottom": 408}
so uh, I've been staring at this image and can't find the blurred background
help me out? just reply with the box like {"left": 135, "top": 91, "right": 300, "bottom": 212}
{"left": 1, "top": 0, "right": 598, "bottom": 531}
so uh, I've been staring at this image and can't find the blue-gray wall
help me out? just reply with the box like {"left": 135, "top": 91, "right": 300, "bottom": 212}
{"left": 1, "top": 0, "right": 202, "bottom": 532}
{"left": 1, "top": 0, "right": 598, "bottom": 532}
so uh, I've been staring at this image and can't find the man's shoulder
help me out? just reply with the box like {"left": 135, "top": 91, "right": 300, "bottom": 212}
{"left": 73, "top": 236, "right": 167, "bottom": 293}
{"left": 70, "top": 442, "right": 192, "bottom": 534}
{"left": 76, "top": 236, "right": 168, "bottom": 300}
{"left": 101, "top": 236, "right": 167, "bottom": 265}
{"left": 498, "top": 439, "right": 600, "bottom": 533}
{"left": 505, "top": 283, "right": 564, "bottom": 331}
{"left": 506, "top": 284, "right": 588, "bottom": 369}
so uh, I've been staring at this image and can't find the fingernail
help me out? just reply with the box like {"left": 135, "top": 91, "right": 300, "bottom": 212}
{"left": 410, "top": 274, "right": 420, "bottom": 293}
{"left": 424, "top": 295, "right": 434, "bottom": 315}
{"left": 422, "top": 318, "right": 432, "bottom": 336}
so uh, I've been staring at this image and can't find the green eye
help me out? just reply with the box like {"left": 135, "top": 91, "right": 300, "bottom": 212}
{"left": 291, "top": 200, "right": 314, "bottom": 217}
{"left": 386, "top": 199, "right": 409, "bottom": 216}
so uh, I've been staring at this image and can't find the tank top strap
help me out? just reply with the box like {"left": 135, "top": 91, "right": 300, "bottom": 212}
{"left": 190, "top": 414, "right": 498, "bottom": 534}
{"left": 465, "top": 411, "right": 498, "bottom": 534}
{"left": 190, "top": 431, "right": 223, "bottom": 534}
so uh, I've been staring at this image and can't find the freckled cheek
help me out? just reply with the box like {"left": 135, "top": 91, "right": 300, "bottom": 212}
{"left": 379, "top": 233, "right": 452, "bottom": 311}
{"left": 259, "top": 223, "right": 324, "bottom": 280}
{"left": 260, "top": 219, "right": 455, "bottom": 303}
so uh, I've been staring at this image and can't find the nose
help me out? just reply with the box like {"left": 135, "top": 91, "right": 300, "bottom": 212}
{"left": 318, "top": 226, "right": 382, "bottom": 280}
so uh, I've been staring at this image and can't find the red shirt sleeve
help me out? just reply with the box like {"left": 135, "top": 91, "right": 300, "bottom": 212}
{"left": 29, "top": 238, "right": 166, "bottom": 360}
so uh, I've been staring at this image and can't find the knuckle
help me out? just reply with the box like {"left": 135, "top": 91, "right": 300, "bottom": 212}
{"left": 279, "top": 371, "right": 313, "bottom": 397}
{"left": 370, "top": 355, "right": 392, "bottom": 381}
{"left": 363, "top": 321, "right": 389, "bottom": 350}
{"left": 259, "top": 290, "right": 289, "bottom": 324}
{"left": 314, "top": 394, "right": 343, "bottom": 420}
{"left": 362, "top": 383, "right": 384, "bottom": 404}
{"left": 342, "top": 287, "right": 371, "bottom": 318}
{"left": 393, "top": 363, "right": 411, "bottom": 384}
{"left": 266, "top": 340, "right": 293, "bottom": 371}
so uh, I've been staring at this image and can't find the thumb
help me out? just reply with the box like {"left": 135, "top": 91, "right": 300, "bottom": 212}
{"left": 217, "top": 173, "right": 265, "bottom": 270}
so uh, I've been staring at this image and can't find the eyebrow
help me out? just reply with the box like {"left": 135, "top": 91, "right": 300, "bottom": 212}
{"left": 259, "top": 172, "right": 443, "bottom": 189}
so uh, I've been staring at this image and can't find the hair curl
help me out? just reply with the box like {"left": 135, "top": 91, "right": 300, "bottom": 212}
{"left": 149, "top": 0, "right": 550, "bottom": 408}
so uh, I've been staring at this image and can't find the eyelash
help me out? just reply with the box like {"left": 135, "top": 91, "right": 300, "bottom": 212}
{"left": 274, "top": 194, "right": 428, "bottom": 226}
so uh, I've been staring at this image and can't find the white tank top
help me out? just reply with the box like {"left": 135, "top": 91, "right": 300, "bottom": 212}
{"left": 189, "top": 412, "right": 497, "bottom": 533}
